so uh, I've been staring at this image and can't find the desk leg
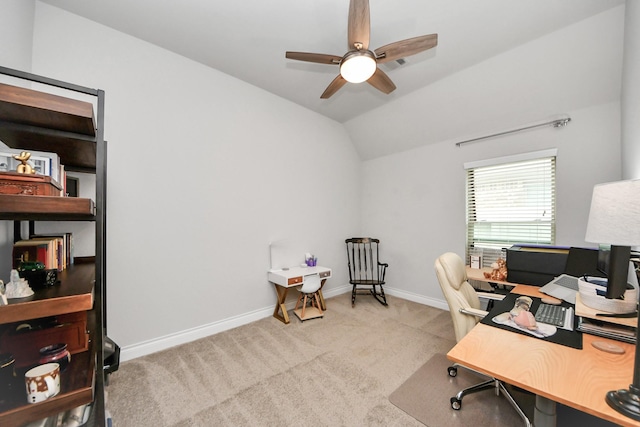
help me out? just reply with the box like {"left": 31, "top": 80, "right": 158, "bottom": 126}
{"left": 534, "top": 395, "right": 556, "bottom": 427}
{"left": 272, "top": 284, "right": 290, "bottom": 324}
{"left": 318, "top": 278, "right": 327, "bottom": 311}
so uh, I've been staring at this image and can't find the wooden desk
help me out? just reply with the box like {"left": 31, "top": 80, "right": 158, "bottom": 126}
{"left": 267, "top": 266, "right": 331, "bottom": 324}
{"left": 468, "top": 266, "right": 635, "bottom": 326}
{"left": 466, "top": 266, "right": 516, "bottom": 288}
{"left": 447, "top": 284, "right": 640, "bottom": 427}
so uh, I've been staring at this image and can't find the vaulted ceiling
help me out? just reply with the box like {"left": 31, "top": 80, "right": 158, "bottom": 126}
{"left": 41, "top": 0, "right": 623, "bottom": 123}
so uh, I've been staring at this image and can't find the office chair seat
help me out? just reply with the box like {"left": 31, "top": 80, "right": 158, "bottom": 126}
{"left": 435, "top": 252, "right": 531, "bottom": 427}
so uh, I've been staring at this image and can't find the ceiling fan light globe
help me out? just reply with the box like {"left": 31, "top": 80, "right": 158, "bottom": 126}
{"left": 340, "top": 51, "right": 376, "bottom": 83}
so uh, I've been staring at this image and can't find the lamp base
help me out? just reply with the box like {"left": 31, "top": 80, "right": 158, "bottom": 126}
{"left": 606, "top": 386, "right": 640, "bottom": 421}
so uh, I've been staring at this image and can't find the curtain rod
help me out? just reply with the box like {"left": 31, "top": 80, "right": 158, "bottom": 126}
{"left": 455, "top": 116, "right": 571, "bottom": 147}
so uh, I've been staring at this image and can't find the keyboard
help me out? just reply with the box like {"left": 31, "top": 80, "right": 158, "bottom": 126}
{"left": 534, "top": 303, "right": 567, "bottom": 327}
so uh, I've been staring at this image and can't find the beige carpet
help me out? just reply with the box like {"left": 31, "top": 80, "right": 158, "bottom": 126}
{"left": 106, "top": 293, "right": 618, "bottom": 426}
{"left": 107, "top": 295, "right": 457, "bottom": 426}
{"left": 389, "top": 353, "right": 535, "bottom": 426}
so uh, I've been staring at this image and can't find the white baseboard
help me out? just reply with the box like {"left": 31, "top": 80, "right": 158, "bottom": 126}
{"left": 118, "top": 284, "right": 447, "bottom": 362}
{"left": 384, "top": 286, "right": 450, "bottom": 311}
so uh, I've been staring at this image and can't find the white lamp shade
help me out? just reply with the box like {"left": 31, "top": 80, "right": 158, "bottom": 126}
{"left": 340, "top": 52, "right": 376, "bottom": 83}
{"left": 585, "top": 179, "right": 640, "bottom": 246}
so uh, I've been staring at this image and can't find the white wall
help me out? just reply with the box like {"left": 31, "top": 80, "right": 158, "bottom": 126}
{"left": 28, "top": 2, "right": 361, "bottom": 354}
{"left": 354, "top": 8, "right": 624, "bottom": 303}
{"left": 0, "top": 0, "right": 35, "bottom": 72}
{"left": 622, "top": 1, "right": 640, "bottom": 179}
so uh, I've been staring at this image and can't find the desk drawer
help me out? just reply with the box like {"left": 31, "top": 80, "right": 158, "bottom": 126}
{"left": 287, "top": 276, "right": 303, "bottom": 285}
{"left": 319, "top": 271, "right": 331, "bottom": 278}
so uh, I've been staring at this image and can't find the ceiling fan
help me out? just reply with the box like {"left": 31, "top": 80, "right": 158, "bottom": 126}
{"left": 285, "top": 0, "right": 438, "bottom": 99}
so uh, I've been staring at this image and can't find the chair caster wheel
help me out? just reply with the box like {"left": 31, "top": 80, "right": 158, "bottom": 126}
{"left": 450, "top": 397, "right": 462, "bottom": 410}
{"left": 448, "top": 366, "right": 457, "bottom": 377}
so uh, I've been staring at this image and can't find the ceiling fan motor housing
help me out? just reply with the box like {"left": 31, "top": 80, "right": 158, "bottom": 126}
{"left": 340, "top": 50, "right": 377, "bottom": 83}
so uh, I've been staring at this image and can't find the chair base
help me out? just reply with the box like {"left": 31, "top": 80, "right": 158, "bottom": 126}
{"left": 293, "top": 306, "right": 324, "bottom": 321}
{"left": 448, "top": 364, "right": 531, "bottom": 427}
{"left": 294, "top": 291, "right": 324, "bottom": 321}
{"left": 351, "top": 284, "right": 387, "bottom": 307}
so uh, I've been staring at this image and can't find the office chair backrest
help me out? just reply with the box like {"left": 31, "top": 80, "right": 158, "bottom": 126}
{"left": 435, "top": 252, "right": 483, "bottom": 343}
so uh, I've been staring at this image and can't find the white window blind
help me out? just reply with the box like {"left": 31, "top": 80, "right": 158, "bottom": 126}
{"left": 465, "top": 154, "right": 556, "bottom": 267}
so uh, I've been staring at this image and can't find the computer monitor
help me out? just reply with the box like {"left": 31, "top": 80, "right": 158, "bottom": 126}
{"left": 597, "top": 244, "right": 632, "bottom": 300}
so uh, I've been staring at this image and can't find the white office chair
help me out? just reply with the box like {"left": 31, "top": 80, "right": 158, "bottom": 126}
{"left": 294, "top": 274, "right": 323, "bottom": 320}
{"left": 435, "top": 252, "right": 531, "bottom": 427}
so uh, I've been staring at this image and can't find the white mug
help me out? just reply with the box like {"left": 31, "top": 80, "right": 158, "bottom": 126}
{"left": 25, "top": 362, "right": 60, "bottom": 404}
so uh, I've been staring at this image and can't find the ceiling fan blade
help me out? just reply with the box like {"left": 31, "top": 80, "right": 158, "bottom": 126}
{"left": 374, "top": 34, "right": 438, "bottom": 64}
{"left": 348, "top": 0, "right": 370, "bottom": 50}
{"left": 285, "top": 52, "right": 342, "bottom": 65}
{"left": 367, "top": 68, "right": 396, "bottom": 94}
{"left": 321, "top": 75, "right": 348, "bottom": 99}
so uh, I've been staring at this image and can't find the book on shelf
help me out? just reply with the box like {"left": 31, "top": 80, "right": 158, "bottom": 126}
{"left": 13, "top": 239, "right": 55, "bottom": 270}
{"left": 12, "top": 236, "right": 69, "bottom": 272}
{"left": 30, "top": 233, "right": 73, "bottom": 268}
{"left": 576, "top": 316, "right": 637, "bottom": 344}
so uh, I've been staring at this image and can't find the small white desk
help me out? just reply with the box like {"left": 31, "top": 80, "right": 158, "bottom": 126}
{"left": 267, "top": 266, "right": 331, "bottom": 324}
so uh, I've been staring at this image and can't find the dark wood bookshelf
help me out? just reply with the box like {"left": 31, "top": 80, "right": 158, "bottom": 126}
{"left": 0, "top": 194, "right": 95, "bottom": 221}
{"left": 0, "top": 68, "right": 107, "bottom": 426}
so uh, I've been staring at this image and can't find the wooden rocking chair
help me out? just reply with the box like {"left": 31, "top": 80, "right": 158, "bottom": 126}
{"left": 345, "top": 237, "right": 389, "bottom": 306}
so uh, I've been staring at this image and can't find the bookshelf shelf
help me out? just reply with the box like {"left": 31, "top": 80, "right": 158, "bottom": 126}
{"left": 0, "top": 194, "right": 95, "bottom": 220}
{"left": 0, "top": 67, "right": 108, "bottom": 426}
{"left": 0, "top": 81, "right": 97, "bottom": 173}
{"left": 0, "top": 346, "right": 96, "bottom": 427}
{"left": 0, "top": 263, "right": 94, "bottom": 325}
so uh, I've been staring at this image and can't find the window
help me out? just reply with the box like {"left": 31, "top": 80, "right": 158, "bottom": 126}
{"left": 465, "top": 149, "right": 557, "bottom": 267}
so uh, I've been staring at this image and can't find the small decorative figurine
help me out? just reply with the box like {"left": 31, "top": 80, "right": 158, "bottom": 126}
{"left": 483, "top": 258, "right": 507, "bottom": 281}
{"left": 14, "top": 151, "right": 35, "bottom": 174}
{"left": 5, "top": 269, "right": 34, "bottom": 299}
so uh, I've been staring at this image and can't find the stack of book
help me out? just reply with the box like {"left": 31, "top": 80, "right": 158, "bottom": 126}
{"left": 577, "top": 316, "right": 637, "bottom": 344}
{"left": 12, "top": 233, "right": 73, "bottom": 272}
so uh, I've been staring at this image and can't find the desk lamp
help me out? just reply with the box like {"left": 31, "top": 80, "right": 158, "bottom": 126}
{"left": 585, "top": 179, "right": 640, "bottom": 420}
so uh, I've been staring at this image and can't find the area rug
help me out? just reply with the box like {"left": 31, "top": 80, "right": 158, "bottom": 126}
{"left": 389, "top": 353, "right": 535, "bottom": 427}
